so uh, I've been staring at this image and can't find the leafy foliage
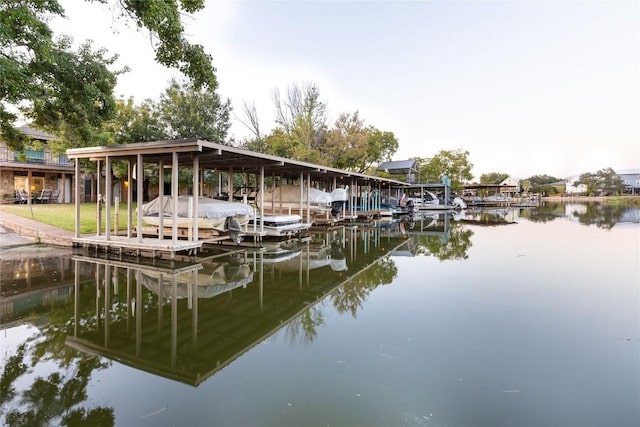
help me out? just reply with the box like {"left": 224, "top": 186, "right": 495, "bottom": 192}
{"left": 0, "top": 0, "right": 122, "bottom": 151}
{"left": 158, "top": 78, "right": 231, "bottom": 142}
{"left": 324, "top": 112, "right": 399, "bottom": 173}
{"left": 266, "top": 82, "right": 328, "bottom": 164}
{"left": 1, "top": 0, "right": 217, "bottom": 152}
{"left": 106, "top": 0, "right": 216, "bottom": 89}
{"left": 417, "top": 149, "right": 474, "bottom": 192}
{"left": 525, "top": 174, "right": 561, "bottom": 194}
{"left": 479, "top": 172, "right": 509, "bottom": 185}
{"left": 105, "top": 78, "right": 231, "bottom": 186}
{"left": 242, "top": 83, "right": 398, "bottom": 171}
{"left": 574, "top": 167, "right": 625, "bottom": 196}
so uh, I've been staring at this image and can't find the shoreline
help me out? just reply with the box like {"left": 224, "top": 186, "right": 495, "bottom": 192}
{"left": 544, "top": 195, "right": 639, "bottom": 202}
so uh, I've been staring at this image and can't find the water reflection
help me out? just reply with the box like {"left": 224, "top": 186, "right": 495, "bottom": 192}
{"left": 521, "top": 202, "right": 640, "bottom": 229}
{"left": 1, "top": 204, "right": 637, "bottom": 426}
{"left": 0, "top": 225, "right": 409, "bottom": 426}
{"left": 398, "top": 212, "right": 474, "bottom": 260}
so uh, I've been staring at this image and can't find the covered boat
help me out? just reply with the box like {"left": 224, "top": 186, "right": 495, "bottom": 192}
{"left": 141, "top": 195, "right": 253, "bottom": 232}
{"left": 406, "top": 190, "right": 466, "bottom": 211}
{"left": 256, "top": 184, "right": 333, "bottom": 214}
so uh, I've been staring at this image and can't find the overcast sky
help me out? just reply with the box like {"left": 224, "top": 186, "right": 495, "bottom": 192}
{"left": 53, "top": 0, "right": 640, "bottom": 180}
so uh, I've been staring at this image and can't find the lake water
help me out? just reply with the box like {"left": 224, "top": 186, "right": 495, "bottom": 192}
{"left": 1, "top": 202, "right": 638, "bottom": 427}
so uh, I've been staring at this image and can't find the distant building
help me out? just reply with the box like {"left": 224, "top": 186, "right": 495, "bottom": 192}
{"left": 377, "top": 159, "right": 418, "bottom": 183}
{"left": 565, "top": 169, "right": 639, "bottom": 195}
{"left": 565, "top": 175, "right": 587, "bottom": 195}
{"left": 499, "top": 176, "right": 520, "bottom": 191}
{"left": 616, "top": 169, "right": 640, "bottom": 195}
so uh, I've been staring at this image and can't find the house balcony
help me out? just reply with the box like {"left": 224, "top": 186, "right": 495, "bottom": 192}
{"left": 0, "top": 145, "right": 75, "bottom": 169}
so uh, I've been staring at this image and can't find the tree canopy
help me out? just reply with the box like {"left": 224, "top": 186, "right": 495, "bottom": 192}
{"left": 479, "top": 172, "right": 509, "bottom": 184}
{"left": 105, "top": 78, "right": 231, "bottom": 185}
{"left": 526, "top": 174, "right": 561, "bottom": 195}
{"left": 241, "top": 82, "right": 399, "bottom": 172}
{"left": 1, "top": 0, "right": 216, "bottom": 151}
{"left": 417, "top": 149, "right": 473, "bottom": 193}
{"left": 324, "top": 112, "right": 398, "bottom": 173}
{"left": 574, "top": 167, "right": 625, "bottom": 196}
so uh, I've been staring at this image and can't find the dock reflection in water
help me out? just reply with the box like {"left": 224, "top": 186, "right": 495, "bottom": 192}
{"left": 29, "top": 226, "right": 408, "bottom": 387}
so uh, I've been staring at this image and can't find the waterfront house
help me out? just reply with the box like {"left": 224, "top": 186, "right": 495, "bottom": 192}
{"left": 565, "top": 169, "right": 639, "bottom": 195}
{"left": 499, "top": 176, "right": 521, "bottom": 196}
{"left": 377, "top": 159, "right": 419, "bottom": 183}
{"left": 565, "top": 175, "right": 587, "bottom": 195}
{"left": 0, "top": 126, "right": 77, "bottom": 203}
{"left": 616, "top": 169, "right": 640, "bottom": 195}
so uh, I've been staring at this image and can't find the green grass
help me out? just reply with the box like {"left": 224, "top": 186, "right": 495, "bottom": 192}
{"left": 605, "top": 196, "right": 640, "bottom": 207}
{"left": 0, "top": 203, "right": 138, "bottom": 234}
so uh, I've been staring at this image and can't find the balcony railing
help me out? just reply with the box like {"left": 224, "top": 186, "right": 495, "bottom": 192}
{"left": 0, "top": 146, "right": 74, "bottom": 168}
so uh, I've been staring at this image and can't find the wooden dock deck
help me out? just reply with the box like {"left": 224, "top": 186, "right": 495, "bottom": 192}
{"left": 73, "top": 235, "right": 204, "bottom": 258}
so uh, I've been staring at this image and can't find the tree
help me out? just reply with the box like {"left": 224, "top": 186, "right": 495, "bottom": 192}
{"left": 158, "top": 78, "right": 231, "bottom": 143}
{"left": 105, "top": 98, "right": 164, "bottom": 145}
{"left": 418, "top": 149, "right": 474, "bottom": 193}
{"left": 574, "top": 167, "right": 625, "bottom": 196}
{"left": 266, "top": 82, "right": 328, "bottom": 163}
{"left": 324, "top": 112, "right": 398, "bottom": 173}
{"left": 479, "top": 172, "right": 509, "bottom": 185}
{"left": 363, "top": 129, "right": 399, "bottom": 174}
{"left": 1, "top": 0, "right": 122, "bottom": 151}
{"left": 324, "top": 112, "right": 369, "bottom": 170}
{"left": 109, "top": 0, "right": 216, "bottom": 90}
{"left": 238, "top": 100, "right": 265, "bottom": 152}
{"left": 105, "top": 79, "right": 231, "bottom": 187}
{"left": 526, "top": 174, "right": 560, "bottom": 194}
{"left": 1, "top": 0, "right": 217, "bottom": 151}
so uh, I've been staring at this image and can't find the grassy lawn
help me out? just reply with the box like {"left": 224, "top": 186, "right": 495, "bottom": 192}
{"left": 0, "top": 203, "right": 138, "bottom": 234}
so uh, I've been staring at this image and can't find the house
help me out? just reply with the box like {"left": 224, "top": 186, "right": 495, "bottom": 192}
{"left": 499, "top": 176, "right": 520, "bottom": 196}
{"left": 565, "top": 175, "right": 587, "bottom": 195}
{"left": 565, "top": 169, "right": 640, "bottom": 195}
{"left": 0, "top": 126, "right": 77, "bottom": 203}
{"left": 616, "top": 169, "right": 640, "bottom": 195}
{"left": 377, "top": 159, "right": 419, "bottom": 183}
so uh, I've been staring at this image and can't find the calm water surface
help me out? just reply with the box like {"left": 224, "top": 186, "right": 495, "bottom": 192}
{"left": 1, "top": 202, "right": 638, "bottom": 427}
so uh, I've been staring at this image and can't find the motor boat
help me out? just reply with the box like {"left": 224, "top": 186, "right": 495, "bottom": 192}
{"left": 141, "top": 195, "right": 253, "bottom": 234}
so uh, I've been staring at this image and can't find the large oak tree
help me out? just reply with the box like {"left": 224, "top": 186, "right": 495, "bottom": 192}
{"left": 1, "top": 0, "right": 217, "bottom": 151}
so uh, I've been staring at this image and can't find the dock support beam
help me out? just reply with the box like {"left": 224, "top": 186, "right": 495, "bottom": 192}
{"left": 136, "top": 154, "right": 144, "bottom": 244}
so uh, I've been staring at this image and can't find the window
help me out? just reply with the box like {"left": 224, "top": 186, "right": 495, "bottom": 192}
{"left": 14, "top": 176, "right": 45, "bottom": 192}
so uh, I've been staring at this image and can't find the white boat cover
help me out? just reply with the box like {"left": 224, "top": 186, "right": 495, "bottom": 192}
{"left": 257, "top": 184, "right": 333, "bottom": 206}
{"left": 141, "top": 195, "right": 253, "bottom": 219}
{"left": 330, "top": 187, "right": 349, "bottom": 202}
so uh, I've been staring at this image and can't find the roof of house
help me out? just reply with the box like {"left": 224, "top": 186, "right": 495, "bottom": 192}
{"left": 377, "top": 159, "right": 418, "bottom": 175}
{"left": 615, "top": 169, "right": 640, "bottom": 175}
{"left": 18, "top": 126, "right": 57, "bottom": 141}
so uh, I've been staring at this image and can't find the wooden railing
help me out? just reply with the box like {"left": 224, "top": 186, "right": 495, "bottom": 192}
{"left": 0, "top": 146, "right": 74, "bottom": 167}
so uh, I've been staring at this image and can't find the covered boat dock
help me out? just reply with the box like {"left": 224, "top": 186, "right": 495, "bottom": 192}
{"left": 66, "top": 139, "right": 408, "bottom": 258}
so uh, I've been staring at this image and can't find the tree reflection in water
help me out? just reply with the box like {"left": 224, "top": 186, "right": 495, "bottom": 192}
{"left": 403, "top": 216, "right": 474, "bottom": 261}
{"left": 331, "top": 257, "right": 398, "bottom": 317}
{"left": 522, "top": 201, "right": 637, "bottom": 229}
{"left": 1, "top": 333, "right": 114, "bottom": 427}
{"left": 571, "top": 203, "right": 634, "bottom": 229}
{"left": 284, "top": 306, "right": 326, "bottom": 345}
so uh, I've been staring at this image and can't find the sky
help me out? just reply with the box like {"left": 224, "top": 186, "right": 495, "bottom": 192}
{"left": 51, "top": 0, "right": 640, "bottom": 180}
